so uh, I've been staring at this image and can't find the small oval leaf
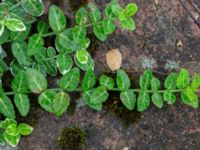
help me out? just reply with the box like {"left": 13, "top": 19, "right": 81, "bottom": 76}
{"left": 14, "top": 94, "right": 30, "bottom": 116}
{"left": 49, "top": 5, "right": 66, "bottom": 32}
{"left": 26, "top": 68, "right": 47, "bottom": 93}
{"left": 58, "top": 67, "right": 80, "bottom": 92}
{"left": 5, "top": 18, "right": 26, "bottom": 32}
{"left": 53, "top": 92, "right": 70, "bottom": 116}
{"left": 120, "top": 90, "right": 136, "bottom": 110}
{"left": 116, "top": 69, "right": 130, "bottom": 91}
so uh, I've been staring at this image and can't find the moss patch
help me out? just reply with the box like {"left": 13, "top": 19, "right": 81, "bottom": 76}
{"left": 57, "top": 127, "right": 86, "bottom": 150}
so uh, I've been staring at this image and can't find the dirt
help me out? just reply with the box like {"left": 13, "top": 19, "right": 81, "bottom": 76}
{"left": 1, "top": 0, "right": 200, "bottom": 150}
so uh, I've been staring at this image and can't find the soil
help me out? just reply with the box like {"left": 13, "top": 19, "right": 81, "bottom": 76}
{"left": 1, "top": 0, "right": 200, "bottom": 150}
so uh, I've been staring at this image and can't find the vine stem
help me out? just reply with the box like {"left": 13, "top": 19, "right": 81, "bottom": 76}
{"left": 4, "top": 16, "right": 117, "bottom": 44}
{"left": 4, "top": 88, "right": 186, "bottom": 96}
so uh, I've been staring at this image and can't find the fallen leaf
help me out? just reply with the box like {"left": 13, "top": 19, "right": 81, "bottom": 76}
{"left": 106, "top": 49, "right": 122, "bottom": 71}
{"left": 176, "top": 40, "right": 183, "bottom": 47}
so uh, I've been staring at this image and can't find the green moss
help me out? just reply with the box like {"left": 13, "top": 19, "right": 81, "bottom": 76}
{"left": 57, "top": 127, "right": 86, "bottom": 150}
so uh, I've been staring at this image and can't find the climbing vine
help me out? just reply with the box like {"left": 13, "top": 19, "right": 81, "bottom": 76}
{"left": 0, "top": 0, "right": 199, "bottom": 147}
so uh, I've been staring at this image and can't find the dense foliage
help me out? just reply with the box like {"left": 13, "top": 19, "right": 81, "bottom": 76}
{"left": 0, "top": 0, "right": 199, "bottom": 147}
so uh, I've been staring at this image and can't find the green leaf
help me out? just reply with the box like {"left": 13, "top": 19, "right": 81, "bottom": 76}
{"left": 83, "top": 90, "right": 102, "bottom": 111}
{"left": 38, "top": 90, "right": 56, "bottom": 113}
{"left": 44, "top": 61, "right": 57, "bottom": 77}
{"left": 0, "top": 28, "right": 9, "bottom": 45}
{"left": 116, "top": 69, "right": 130, "bottom": 91}
{"left": 10, "top": 7, "right": 36, "bottom": 24}
{"left": 76, "top": 50, "right": 89, "bottom": 64}
{"left": 55, "top": 36, "right": 66, "bottom": 53}
{"left": 105, "top": 0, "right": 118, "bottom": 18}
{"left": 82, "top": 69, "right": 96, "bottom": 91}
{"left": 37, "top": 20, "right": 48, "bottom": 35}
{"left": 5, "top": 18, "right": 26, "bottom": 32}
{"left": 164, "top": 73, "right": 178, "bottom": 90}
{"left": 0, "top": 59, "right": 7, "bottom": 73}
{"left": 102, "top": 19, "right": 116, "bottom": 35}
{"left": 22, "top": 0, "right": 44, "bottom": 16}
{"left": 120, "top": 90, "right": 136, "bottom": 110}
{"left": 191, "top": 73, "right": 200, "bottom": 90}
{"left": 0, "top": 3, "right": 8, "bottom": 19}
{"left": 46, "top": 48, "right": 57, "bottom": 75}
{"left": 72, "top": 38, "right": 91, "bottom": 52}
{"left": 0, "top": 24, "right": 4, "bottom": 36}
{"left": 32, "top": 63, "right": 47, "bottom": 76}
{"left": 74, "top": 54, "right": 94, "bottom": 71}
{"left": 4, "top": 131, "right": 20, "bottom": 147}
{"left": 181, "top": 87, "right": 198, "bottom": 108}
{"left": 163, "top": 91, "right": 176, "bottom": 105}
{"left": 99, "top": 75, "right": 115, "bottom": 90}
{"left": 124, "top": 3, "right": 138, "bottom": 17}
{"left": 93, "top": 24, "right": 107, "bottom": 41}
{"left": 111, "top": 3, "right": 123, "bottom": 17}
{"left": 120, "top": 17, "right": 136, "bottom": 31}
{"left": 53, "top": 92, "right": 70, "bottom": 116}
{"left": 57, "top": 30, "right": 73, "bottom": 50}
{"left": 49, "top": 5, "right": 66, "bottom": 32}
{"left": 73, "top": 26, "right": 86, "bottom": 40}
{"left": 11, "top": 42, "right": 32, "bottom": 66}
{"left": 33, "top": 47, "right": 47, "bottom": 63}
{"left": 5, "top": 123, "right": 17, "bottom": 136}
{"left": 58, "top": 67, "right": 80, "bottom": 92}
{"left": 139, "top": 69, "right": 153, "bottom": 90}
{"left": 27, "top": 34, "right": 44, "bottom": 55}
{"left": 151, "top": 93, "right": 163, "bottom": 108}
{"left": 90, "top": 86, "right": 109, "bottom": 104}
{"left": 26, "top": 68, "right": 47, "bottom": 93}
{"left": 87, "top": 3, "right": 101, "bottom": 22}
{"left": 11, "top": 70, "right": 29, "bottom": 93}
{"left": 176, "top": 68, "right": 190, "bottom": 89}
{"left": 14, "top": 94, "right": 30, "bottom": 117}
{"left": 10, "top": 24, "right": 31, "bottom": 42}
{"left": 119, "top": 12, "right": 127, "bottom": 21}
{"left": 10, "top": 60, "right": 23, "bottom": 76}
{"left": 47, "top": 47, "right": 56, "bottom": 57}
{"left": 0, "top": 94, "right": 15, "bottom": 119}
{"left": 1, "top": 118, "right": 16, "bottom": 129}
{"left": 58, "top": 29, "right": 90, "bottom": 51}
{"left": 151, "top": 77, "right": 160, "bottom": 90}
{"left": 137, "top": 90, "right": 150, "bottom": 112}
{"left": 0, "top": 46, "right": 7, "bottom": 59}
{"left": 75, "top": 7, "right": 88, "bottom": 25}
{"left": 18, "top": 123, "right": 33, "bottom": 136}
{"left": 56, "top": 53, "right": 73, "bottom": 75}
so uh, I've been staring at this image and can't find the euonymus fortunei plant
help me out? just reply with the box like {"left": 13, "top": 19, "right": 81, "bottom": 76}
{"left": 0, "top": 0, "right": 199, "bottom": 148}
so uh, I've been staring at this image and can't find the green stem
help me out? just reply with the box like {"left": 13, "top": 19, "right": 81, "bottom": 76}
{"left": 4, "top": 88, "right": 186, "bottom": 96}
{"left": 4, "top": 16, "right": 117, "bottom": 44}
{"left": 41, "top": 32, "right": 56, "bottom": 38}
{"left": 109, "top": 88, "right": 185, "bottom": 93}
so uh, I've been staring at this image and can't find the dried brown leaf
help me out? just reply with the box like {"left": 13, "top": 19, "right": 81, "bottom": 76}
{"left": 106, "top": 49, "right": 122, "bottom": 71}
